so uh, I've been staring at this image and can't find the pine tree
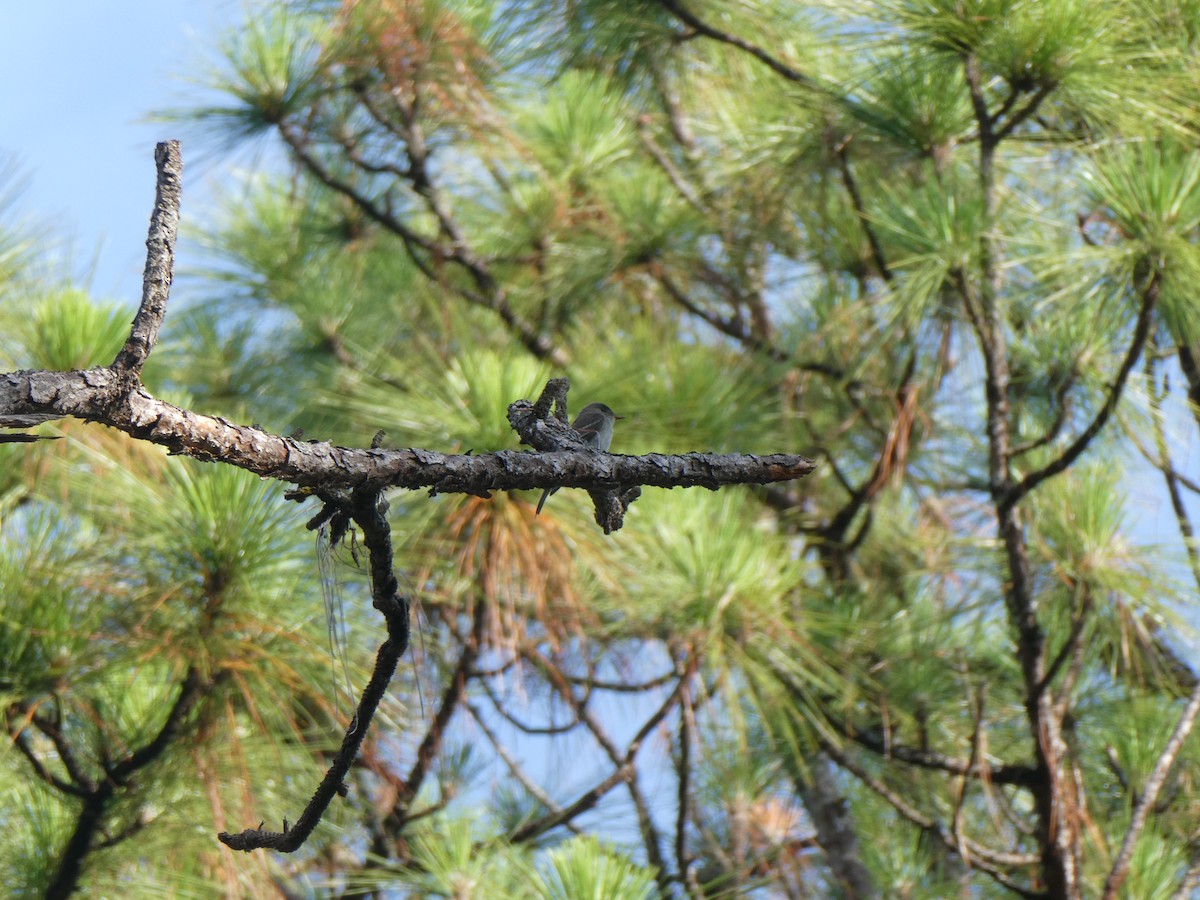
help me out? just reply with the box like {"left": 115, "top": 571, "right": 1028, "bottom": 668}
{"left": 5, "top": 1, "right": 1200, "bottom": 897}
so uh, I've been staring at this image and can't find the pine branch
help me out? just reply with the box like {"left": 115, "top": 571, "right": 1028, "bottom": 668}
{"left": 655, "top": 0, "right": 829, "bottom": 95}
{"left": 1005, "top": 274, "right": 1158, "bottom": 510}
{"left": 44, "top": 668, "right": 209, "bottom": 899}
{"left": 821, "top": 739, "right": 1043, "bottom": 887}
{"left": 1101, "top": 681, "right": 1200, "bottom": 899}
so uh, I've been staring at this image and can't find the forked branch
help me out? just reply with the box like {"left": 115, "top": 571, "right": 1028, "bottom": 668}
{"left": 0, "top": 142, "right": 818, "bottom": 855}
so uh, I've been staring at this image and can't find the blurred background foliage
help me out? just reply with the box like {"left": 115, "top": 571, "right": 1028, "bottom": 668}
{"left": 4, "top": 0, "right": 1200, "bottom": 897}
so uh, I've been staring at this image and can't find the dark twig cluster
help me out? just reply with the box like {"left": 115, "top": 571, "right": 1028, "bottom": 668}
{"left": 220, "top": 485, "right": 410, "bottom": 852}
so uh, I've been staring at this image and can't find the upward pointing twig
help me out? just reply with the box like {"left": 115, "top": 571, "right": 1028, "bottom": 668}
{"left": 112, "top": 141, "right": 182, "bottom": 375}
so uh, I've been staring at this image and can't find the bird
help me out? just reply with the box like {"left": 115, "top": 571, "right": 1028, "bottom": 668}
{"left": 535, "top": 402, "right": 622, "bottom": 515}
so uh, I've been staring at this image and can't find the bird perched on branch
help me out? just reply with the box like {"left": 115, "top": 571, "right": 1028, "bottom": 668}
{"left": 536, "top": 402, "right": 622, "bottom": 515}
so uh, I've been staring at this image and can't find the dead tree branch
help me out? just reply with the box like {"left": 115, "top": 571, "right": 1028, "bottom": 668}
{"left": 0, "top": 142, "right": 817, "bottom": 858}
{"left": 111, "top": 141, "right": 182, "bottom": 375}
{"left": 220, "top": 486, "right": 411, "bottom": 853}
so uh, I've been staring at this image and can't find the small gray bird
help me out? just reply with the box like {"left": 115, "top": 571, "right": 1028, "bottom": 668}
{"left": 536, "top": 402, "right": 622, "bottom": 515}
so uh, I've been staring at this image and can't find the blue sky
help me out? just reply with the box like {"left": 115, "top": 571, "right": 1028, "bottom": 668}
{"left": 0, "top": 1, "right": 239, "bottom": 301}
